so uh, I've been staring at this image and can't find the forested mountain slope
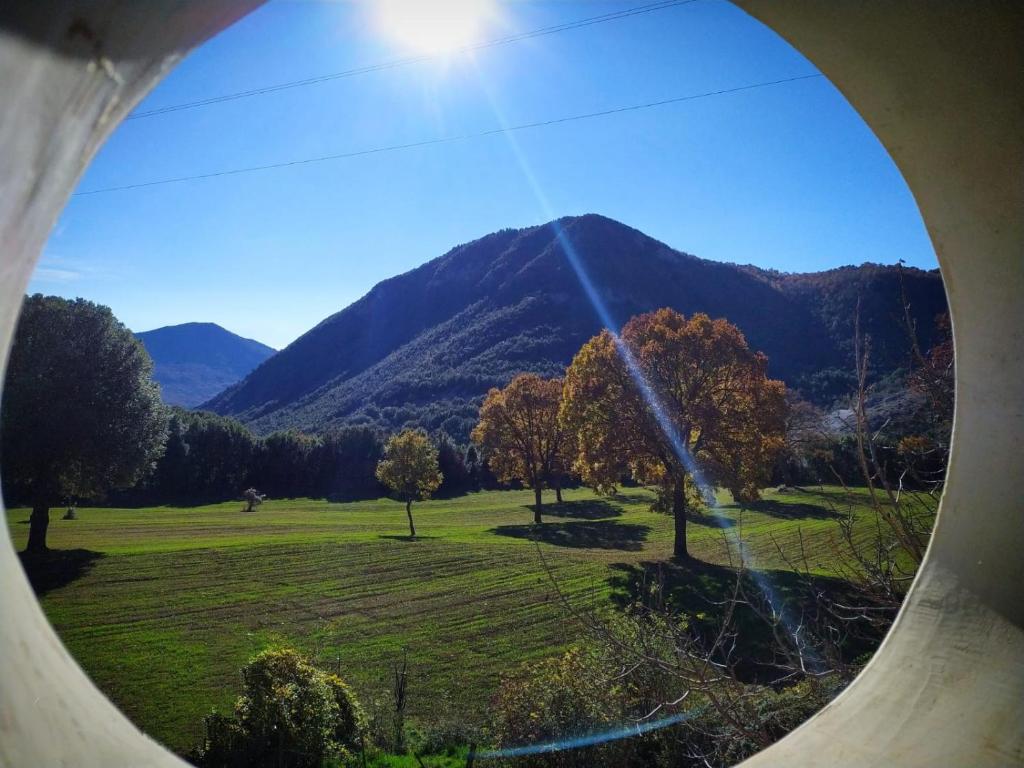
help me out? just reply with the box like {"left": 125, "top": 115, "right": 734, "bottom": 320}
{"left": 206, "top": 215, "right": 945, "bottom": 438}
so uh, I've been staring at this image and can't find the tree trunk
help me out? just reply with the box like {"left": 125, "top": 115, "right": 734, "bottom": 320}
{"left": 405, "top": 498, "right": 416, "bottom": 539}
{"left": 554, "top": 479, "right": 563, "bottom": 504}
{"left": 672, "top": 479, "right": 688, "bottom": 561}
{"left": 533, "top": 484, "right": 543, "bottom": 524}
{"left": 27, "top": 503, "right": 50, "bottom": 552}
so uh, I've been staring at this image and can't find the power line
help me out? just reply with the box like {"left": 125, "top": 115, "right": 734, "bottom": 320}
{"left": 77, "top": 73, "right": 824, "bottom": 196}
{"left": 127, "top": 0, "right": 698, "bottom": 120}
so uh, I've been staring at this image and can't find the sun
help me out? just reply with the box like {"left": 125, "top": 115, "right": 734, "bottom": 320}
{"left": 375, "top": 0, "right": 497, "bottom": 56}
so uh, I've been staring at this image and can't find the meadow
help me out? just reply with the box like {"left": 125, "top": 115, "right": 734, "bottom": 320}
{"left": 7, "top": 486, "right": 886, "bottom": 754}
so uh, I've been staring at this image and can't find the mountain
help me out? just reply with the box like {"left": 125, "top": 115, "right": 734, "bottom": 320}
{"left": 205, "top": 215, "right": 946, "bottom": 439}
{"left": 136, "top": 322, "right": 275, "bottom": 408}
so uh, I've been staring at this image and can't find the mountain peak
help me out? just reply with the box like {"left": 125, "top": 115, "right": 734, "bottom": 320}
{"left": 204, "top": 217, "right": 947, "bottom": 438}
{"left": 139, "top": 321, "right": 270, "bottom": 345}
{"left": 136, "top": 323, "right": 275, "bottom": 408}
{"left": 553, "top": 212, "right": 629, "bottom": 228}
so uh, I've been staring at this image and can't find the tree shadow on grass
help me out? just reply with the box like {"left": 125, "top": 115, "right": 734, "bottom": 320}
{"left": 492, "top": 520, "right": 649, "bottom": 551}
{"left": 688, "top": 513, "right": 737, "bottom": 529}
{"left": 378, "top": 534, "right": 440, "bottom": 542}
{"left": 521, "top": 500, "right": 623, "bottom": 520}
{"left": 742, "top": 499, "right": 840, "bottom": 521}
{"left": 607, "top": 490, "right": 651, "bottom": 504}
{"left": 606, "top": 559, "right": 886, "bottom": 683}
{"left": 18, "top": 549, "right": 105, "bottom": 597}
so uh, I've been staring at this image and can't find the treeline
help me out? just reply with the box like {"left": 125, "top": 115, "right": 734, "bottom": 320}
{"left": 115, "top": 408, "right": 493, "bottom": 506}
{"left": 771, "top": 397, "right": 947, "bottom": 490}
{"left": 772, "top": 310, "right": 954, "bottom": 491}
{"left": 3, "top": 291, "right": 951, "bottom": 540}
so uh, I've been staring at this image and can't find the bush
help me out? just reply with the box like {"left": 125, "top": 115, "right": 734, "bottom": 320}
{"left": 491, "top": 612, "right": 849, "bottom": 768}
{"left": 406, "top": 689, "right": 487, "bottom": 757}
{"left": 191, "top": 647, "right": 366, "bottom": 768}
{"left": 685, "top": 677, "right": 846, "bottom": 767}
{"left": 491, "top": 647, "right": 639, "bottom": 768}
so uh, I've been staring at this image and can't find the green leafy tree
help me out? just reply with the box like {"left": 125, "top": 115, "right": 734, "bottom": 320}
{"left": 255, "top": 430, "right": 321, "bottom": 499}
{"left": 435, "top": 432, "right": 469, "bottom": 496}
{"left": 1, "top": 295, "right": 167, "bottom": 551}
{"left": 464, "top": 444, "right": 482, "bottom": 490}
{"left": 182, "top": 411, "right": 257, "bottom": 500}
{"left": 316, "top": 426, "right": 385, "bottom": 500}
{"left": 145, "top": 408, "right": 256, "bottom": 504}
{"left": 375, "top": 429, "right": 442, "bottom": 538}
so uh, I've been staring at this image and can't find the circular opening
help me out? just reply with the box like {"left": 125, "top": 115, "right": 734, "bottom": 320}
{"left": 2, "top": 3, "right": 968, "bottom": 767}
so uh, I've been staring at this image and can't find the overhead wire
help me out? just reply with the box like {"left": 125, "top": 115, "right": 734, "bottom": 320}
{"left": 127, "top": 0, "right": 699, "bottom": 120}
{"left": 76, "top": 74, "right": 824, "bottom": 196}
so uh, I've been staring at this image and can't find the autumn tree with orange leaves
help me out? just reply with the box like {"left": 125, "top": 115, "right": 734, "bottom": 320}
{"left": 472, "top": 373, "right": 573, "bottom": 524}
{"left": 560, "top": 309, "right": 787, "bottom": 560}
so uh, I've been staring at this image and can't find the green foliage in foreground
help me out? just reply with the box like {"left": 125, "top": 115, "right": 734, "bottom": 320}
{"left": 8, "top": 486, "right": 894, "bottom": 753}
{"left": 359, "top": 748, "right": 469, "bottom": 768}
{"left": 191, "top": 647, "right": 365, "bottom": 768}
{"left": 491, "top": 639, "right": 845, "bottom": 768}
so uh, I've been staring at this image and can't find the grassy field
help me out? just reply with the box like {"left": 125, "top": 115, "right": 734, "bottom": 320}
{"left": 6, "top": 485, "right": 890, "bottom": 753}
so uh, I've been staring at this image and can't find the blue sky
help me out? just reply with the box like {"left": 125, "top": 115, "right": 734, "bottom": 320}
{"left": 33, "top": 0, "right": 937, "bottom": 349}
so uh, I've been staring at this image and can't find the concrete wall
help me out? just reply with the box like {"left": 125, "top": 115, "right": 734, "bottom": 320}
{"left": 0, "top": 2, "right": 1020, "bottom": 765}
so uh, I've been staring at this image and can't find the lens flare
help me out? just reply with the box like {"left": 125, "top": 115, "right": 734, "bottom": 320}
{"left": 469, "top": 64, "right": 825, "bottom": 755}
{"left": 478, "top": 711, "right": 699, "bottom": 759}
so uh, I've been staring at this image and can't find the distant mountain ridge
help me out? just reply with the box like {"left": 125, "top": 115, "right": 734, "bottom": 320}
{"left": 205, "top": 215, "right": 946, "bottom": 439}
{"left": 136, "top": 322, "right": 275, "bottom": 408}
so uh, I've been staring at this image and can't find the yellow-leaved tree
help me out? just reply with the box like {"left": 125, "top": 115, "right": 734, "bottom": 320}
{"left": 560, "top": 309, "right": 787, "bottom": 560}
{"left": 472, "top": 373, "right": 573, "bottom": 524}
{"left": 375, "top": 429, "right": 443, "bottom": 539}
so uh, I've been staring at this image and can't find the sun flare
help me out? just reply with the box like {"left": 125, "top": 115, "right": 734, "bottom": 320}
{"left": 375, "top": 0, "right": 497, "bottom": 56}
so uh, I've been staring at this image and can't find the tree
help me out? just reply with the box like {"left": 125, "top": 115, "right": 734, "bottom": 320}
{"left": 464, "top": 443, "right": 483, "bottom": 490}
{"left": 1, "top": 295, "right": 168, "bottom": 552}
{"left": 471, "top": 374, "right": 572, "bottom": 524}
{"left": 773, "top": 394, "right": 832, "bottom": 486}
{"left": 375, "top": 429, "right": 442, "bottom": 539}
{"left": 315, "top": 426, "right": 385, "bottom": 500}
{"left": 561, "top": 309, "right": 787, "bottom": 560}
{"left": 549, "top": 420, "right": 577, "bottom": 504}
{"left": 143, "top": 408, "right": 257, "bottom": 504}
{"left": 181, "top": 411, "right": 257, "bottom": 500}
{"left": 905, "top": 311, "right": 954, "bottom": 466}
{"left": 435, "top": 432, "right": 469, "bottom": 497}
{"left": 254, "top": 431, "right": 320, "bottom": 499}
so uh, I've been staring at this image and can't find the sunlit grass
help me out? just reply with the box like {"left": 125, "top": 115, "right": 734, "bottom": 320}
{"left": 6, "top": 485, "right": 893, "bottom": 752}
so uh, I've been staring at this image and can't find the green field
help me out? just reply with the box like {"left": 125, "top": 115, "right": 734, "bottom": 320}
{"left": 6, "top": 486, "right": 887, "bottom": 753}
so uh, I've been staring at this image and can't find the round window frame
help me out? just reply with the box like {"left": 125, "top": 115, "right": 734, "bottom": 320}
{"left": 0, "top": 3, "right": 1021, "bottom": 766}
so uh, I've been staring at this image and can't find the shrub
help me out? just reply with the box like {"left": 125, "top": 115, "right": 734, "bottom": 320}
{"left": 192, "top": 647, "right": 366, "bottom": 768}
{"left": 407, "top": 689, "right": 487, "bottom": 757}
{"left": 685, "top": 677, "right": 846, "bottom": 767}
{"left": 491, "top": 647, "right": 637, "bottom": 768}
{"left": 491, "top": 614, "right": 848, "bottom": 768}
